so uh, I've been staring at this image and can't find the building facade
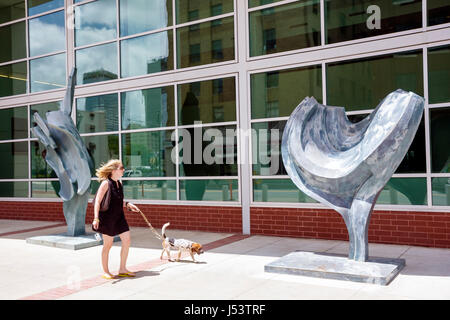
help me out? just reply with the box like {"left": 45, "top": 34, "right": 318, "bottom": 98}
{"left": 0, "top": 0, "right": 449, "bottom": 248}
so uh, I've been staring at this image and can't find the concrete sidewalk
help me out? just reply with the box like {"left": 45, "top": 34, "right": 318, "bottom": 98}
{"left": 0, "top": 218, "right": 449, "bottom": 300}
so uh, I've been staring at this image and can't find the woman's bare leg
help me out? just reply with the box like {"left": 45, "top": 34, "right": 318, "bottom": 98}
{"left": 118, "top": 231, "right": 134, "bottom": 275}
{"left": 102, "top": 234, "right": 114, "bottom": 277}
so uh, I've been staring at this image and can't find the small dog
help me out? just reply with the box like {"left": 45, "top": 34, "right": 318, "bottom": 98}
{"left": 159, "top": 222, "right": 204, "bottom": 262}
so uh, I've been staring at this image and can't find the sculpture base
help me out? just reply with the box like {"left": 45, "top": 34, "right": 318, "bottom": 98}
{"left": 264, "top": 251, "right": 405, "bottom": 286}
{"left": 26, "top": 232, "right": 121, "bottom": 250}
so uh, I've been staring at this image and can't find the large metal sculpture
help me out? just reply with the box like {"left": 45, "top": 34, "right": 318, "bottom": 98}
{"left": 31, "top": 68, "right": 93, "bottom": 236}
{"left": 282, "top": 89, "right": 424, "bottom": 261}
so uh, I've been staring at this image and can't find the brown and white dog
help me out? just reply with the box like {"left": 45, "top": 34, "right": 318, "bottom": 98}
{"left": 159, "top": 222, "right": 204, "bottom": 262}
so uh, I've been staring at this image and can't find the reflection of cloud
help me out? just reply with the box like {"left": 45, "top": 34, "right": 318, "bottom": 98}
{"left": 120, "top": 0, "right": 169, "bottom": 36}
{"left": 76, "top": 43, "right": 117, "bottom": 84}
{"left": 30, "top": 53, "right": 66, "bottom": 92}
{"left": 29, "top": 12, "right": 65, "bottom": 57}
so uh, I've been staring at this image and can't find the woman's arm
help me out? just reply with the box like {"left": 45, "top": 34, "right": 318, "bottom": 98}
{"left": 92, "top": 180, "right": 108, "bottom": 229}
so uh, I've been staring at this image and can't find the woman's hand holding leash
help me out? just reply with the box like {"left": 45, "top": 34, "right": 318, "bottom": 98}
{"left": 126, "top": 202, "right": 139, "bottom": 212}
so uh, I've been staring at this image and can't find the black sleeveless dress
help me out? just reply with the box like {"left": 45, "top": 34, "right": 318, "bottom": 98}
{"left": 94, "top": 178, "right": 130, "bottom": 237}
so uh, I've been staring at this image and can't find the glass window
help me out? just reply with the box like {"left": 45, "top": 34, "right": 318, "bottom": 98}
{"left": 252, "top": 121, "right": 286, "bottom": 176}
{"left": 31, "top": 140, "right": 55, "bottom": 178}
{"left": 325, "top": 0, "right": 422, "bottom": 44}
{"left": 248, "top": 0, "right": 283, "bottom": 8}
{"left": 176, "top": 0, "right": 233, "bottom": 24}
{"left": 432, "top": 177, "right": 450, "bottom": 206}
{"left": 29, "top": 53, "right": 66, "bottom": 92}
{"left": 327, "top": 50, "right": 423, "bottom": 111}
{"left": 74, "top": 0, "right": 117, "bottom": 47}
{"left": 120, "top": 30, "right": 173, "bottom": 78}
{"left": 120, "top": 0, "right": 172, "bottom": 37}
{"left": 31, "top": 181, "right": 60, "bottom": 198}
{"left": 122, "top": 180, "right": 176, "bottom": 200}
{"left": 0, "top": 141, "right": 28, "bottom": 179}
{"left": 253, "top": 178, "right": 318, "bottom": 203}
{"left": 251, "top": 65, "right": 322, "bottom": 119}
{"left": 0, "top": 0, "right": 25, "bottom": 24}
{"left": 28, "top": 0, "right": 63, "bottom": 16}
{"left": 0, "top": 61, "right": 27, "bottom": 97}
{"left": 30, "top": 101, "right": 61, "bottom": 128}
{"left": 178, "top": 77, "right": 236, "bottom": 125}
{"left": 376, "top": 178, "right": 427, "bottom": 205}
{"left": 428, "top": 45, "right": 450, "bottom": 104}
{"left": 176, "top": 16, "right": 234, "bottom": 68}
{"left": 180, "top": 179, "right": 238, "bottom": 201}
{"left": 28, "top": 10, "right": 65, "bottom": 57}
{"left": 0, "top": 106, "right": 27, "bottom": 141}
{"left": 122, "top": 130, "right": 176, "bottom": 178}
{"left": 430, "top": 107, "right": 449, "bottom": 173}
{"left": 82, "top": 134, "right": 119, "bottom": 176}
{"left": 121, "top": 86, "right": 174, "bottom": 130}
{"left": 249, "top": 1, "right": 321, "bottom": 57}
{"left": 0, "top": 21, "right": 26, "bottom": 63}
{"left": 0, "top": 181, "right": 27, "bottom": 197}
{"left": 76, "top": 42, "right": 118, "bottom": 85}
{"left": 395, "top": 116, "right": 426, "bottom": 173}
{"left": 178, "top": 125, "right": 238, "bottom": 177}
{"left": 428, "top": 0, "right": 450, "bottom": 26}
{"left": 76, "top": 93, "right": 119, "bottom": 133}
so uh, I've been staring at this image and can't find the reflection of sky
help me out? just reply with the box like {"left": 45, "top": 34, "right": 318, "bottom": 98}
{"left": 122, "top": 89, "right": 168, "bottom": 129}
{"left": 28, "top": 0, "right": 64, "bottom": 16}
{"left": 76, "top": 42, "right": 117, "bottom": 84}
{"left": 120, "top": 0, "right": 169, "bottom": 37}
{"left": 28, "top": 10, "right": 65, "bottom": 57}
{"left": 30, "top": 53, "right": 66, "bottom": 92}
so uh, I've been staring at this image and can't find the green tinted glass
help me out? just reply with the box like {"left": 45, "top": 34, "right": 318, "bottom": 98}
{"left": 376, "top": 178, "right": 427, "bottom": 205}
{"left": 253, "top": 179, "right": 317, "bottom": 203}
{"left": 0, "top": 0, "right": 25, "bottom": 24}
{"left": 122, "top": 130, "right": 176, "bottom": 177}
{"left": 327, "top": 50, "right": 423, "bottom": 111}
{"left": 30, "top": 101, "right": 61, "bottom": 128}
{"left": 120, "top": 30, "right": 173, "bottom": 78}
{"left": 28, "top": 0, "right": 63, "bottom": 16}
{"left": 0, "top": 141, "right": 28, "bottom": 179}
{"left": 0, "top": 61, "right": 27, "bottom": 97}
{"left": 251, "top": 65, "right": 322, "bottom": 119}
{"left": 30, "top": 53, "right": 66, "bottom": 92}
{"left": 28, "top": 10, "right": 65, "bottom": 57}
{"left": 428, "top": 0, "right": 450, "bottom": 26}
{"left": 82, "top": 134, "right": 119, "bottom": 176}
{"left": 178, "top": 77, "right": 236, "bottom": 125}
{"left": 249, "top": 1, "right": 321, "bottom": 57}
{"left": 176, "top": 0, "right": 233, "bottom": 23}
{"left": 180, "top": 179, "right": 238, "bottom": 201}
{"left": 122, "top": 180, "right": 176, "bottom": 200}
{"left": 430, "top": 107, "right": 450, "bottom": 173}
{"left": 248, "top": 0, "right": 282, "bottom": 8}
{"left": 76, "top": 42, "right": 118, "bottom": 85}
{"left": 395, "top": 116, "right": 426, "bottom": 173}
{"left": 432, "top": 178, "right": 450, "bottom": 206}
{"left": 31, "top": 140, "right": 55, "bottom": 178}
{"left": 76, "top": 93, "right": 119, "bottom": 133}
{"left": 0, "top": 21, "right": 26, "bottom": 63}
{"left": 428, "top": 45, "right": 450, "bottom": 104}
{"left": 0, "top": 106, "right": 27, "bottom": 140}
{"left": 31, "top": 181, "right": 60, "bottom": 198}
{"left": 0, "top": 181, "right": 27, "bottom": 197}
{"left": 176, "top": 16, "right": 234, "bottom": 68}
{"left": 121, "top": 86, "right": 174, "bottom": 130}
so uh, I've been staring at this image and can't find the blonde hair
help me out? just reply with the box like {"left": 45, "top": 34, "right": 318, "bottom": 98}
{"left": 95, "top": 159, "right": 122, "bottom": 181}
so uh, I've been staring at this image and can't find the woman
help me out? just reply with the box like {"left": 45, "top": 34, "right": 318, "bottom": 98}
{"left": 92, "top": 159, "right": 139, "bottom": 279}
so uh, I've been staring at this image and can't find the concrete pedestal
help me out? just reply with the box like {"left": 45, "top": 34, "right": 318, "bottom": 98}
{"left": 26, "top": 233, "right": 120, "bottom": 250}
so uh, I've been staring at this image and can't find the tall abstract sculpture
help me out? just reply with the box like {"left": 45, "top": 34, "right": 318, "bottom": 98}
{"left": 282, "top": 89, "right": 424, "bottom": 262}
{"left": 31, "top": 68, "right": 94, "bottom": 237}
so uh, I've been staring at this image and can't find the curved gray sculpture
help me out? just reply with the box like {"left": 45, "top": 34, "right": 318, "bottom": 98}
{"left": 31, "top": 68, "right": 94, "bottom": 236}
{"left": 282, "top": 89, "right": 424, "bottom": 261}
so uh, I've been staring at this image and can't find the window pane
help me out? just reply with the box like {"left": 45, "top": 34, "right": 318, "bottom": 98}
{"left": 327, "top": 50, "right": 423, "bottom": 111}
{"left": 430, "top": 107, "right": 450, "bottom": 173}
{"left": 249, "top": 0, "right": 283, "bottom": 8}
{"left": 82, "top": 134, "right": 119, "bottom": 176}
{"left": 0, "top": 141, "right": 28, "bottom": 179}
{"left": 76, "top": 93, "right": 119, "bottom": 133}
{"left": 120, "top": 0, "right": 172, "bottom": 37}
{"left": 176, "top": 16, "right": 234, "bottom": 68}
{"left": 76, "top": 42, "right": 118, "bottom": 85}
{"left": 31, "top": 140, "right": 55, "bottom": 178}
{"left": 0, "top": 61, "right": 27, "bottom": 97}
{"left": 249, "top": 1, "right": 321, "bottom": 57}
{"left": 30, "top": 101, "right": 61, "bottom": 128}
{"left": 120, "top": 30, "right": 173, "bottom": 78}
{"left": 251, "top": 65, "right": 322, "bottom": 119}
{"left": 123, "top": 180, "right": 176, "bottom": 200}
{"left": 178, "top": 125, "right": 238, "bottom": 177}
{"left": 28, "top": 0, "right": 63, "bottom": 16}
{"left": 75, "top": 0, "right": 117, "bottom": 47}
{"left": 326, "top": 0, "right": 422, "bottom": 44}
{"left": 376, "top": 178, "right": 427, "bottom": 205}
{"left": 395, "top": 115, "right": 426, "bottom": 173}
{"left": 30, "top": 53, "right": 66, "bottom": 92}
{"left": 28, "top": 10, "right": 65, "bottom": 57}
{"left": 0, "top": 0, "right": 25, "bottom": 24}
{"left": 0, "top": 106, "right": 27, "bottom": 140}
{"left": 176, "top": 0, "right": 233, "bottom": 24}
{"left": 432, "top": 178, "right": 450, "bottom": 206}
{"left": 0, "top": 21, "right": 26, "bottom": 63}
{"left": 428, "top": 45, "right": 450, "bottom": 104}
{"left": 31, "top": 181, "right": 60, "bottom": 198}
{"left": 0, "top": 181, "right": 27, "bottom": 197}
{"left": 121, "top": 86, "right": 174, "bottom": 130}
{"left": 180, "top": 179, "right": 238, "bottom": 201}
{"left": 122, "top": 130, "right": 176, "bottom": 177}
{"left": 428, "top": 0, "right": 450, "bottom": 26}
{"left": 178, "top": 77, "right": 236, "bottom": 125}
{"left": 252, "top": 121, "right": 286, "bottom": 176}
{"left": 253, "top": 179, "right": 318, "bottom": 203}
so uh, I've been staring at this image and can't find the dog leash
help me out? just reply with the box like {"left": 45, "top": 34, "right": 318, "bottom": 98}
{"left": 134, "top": 207, "right": 163, "bottom": 241}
